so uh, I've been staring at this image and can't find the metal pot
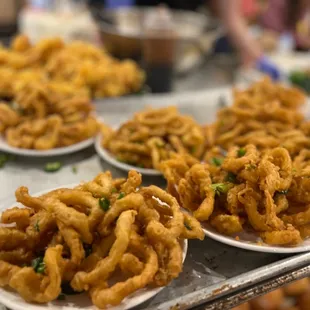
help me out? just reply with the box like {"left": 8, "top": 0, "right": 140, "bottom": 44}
{"left": 91, "top": 6, "right": 222, "bottom": 74}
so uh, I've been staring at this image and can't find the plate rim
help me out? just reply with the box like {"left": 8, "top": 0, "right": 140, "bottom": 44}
{"left": 0, "top": 136, "right": 95, "bottom": 157}
{"left": 203, "top": 226, "right": 310, "bottom": 254}
{"left": 94, "top": 135, "right": 161, "bottom": 176}
{"left": 0, "top": 184, "right": 188, "bottom": 310}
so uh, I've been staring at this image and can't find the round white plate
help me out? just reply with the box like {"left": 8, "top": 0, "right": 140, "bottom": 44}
{"left": 95, "top": 135, "right": 161, "bottom": 176}
{"left": 203, "top": 224, "right": 310, "bottom": 254}
{"left": 0, "top": 185, "right": 187, "bottom": 310}
{"left": 0, "top": 136, "right": 94, "bottom": 157}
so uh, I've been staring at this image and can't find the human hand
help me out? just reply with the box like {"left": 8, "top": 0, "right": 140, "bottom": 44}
{"left": 255, "top": 56, "right": 281, "bottom": 80}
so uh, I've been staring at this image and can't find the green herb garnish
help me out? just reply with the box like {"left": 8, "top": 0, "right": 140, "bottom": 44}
{"left": 83, "top": 243, "right": 92, "bottom": 257}
{"left": 190, "top": 146, "right": 196, "bottom": 154}
{"left": 225, "top": 172, "right": 237, "bottom": 183}
{"left": 99, "top": 197, "right": 110, "bottom": 211}
{"left": 118, "top": 192, "right": 125, "bottom": 200}
{"left": 211, "top": 157, "right": 223, "bottom": 167}
{"left": 210, "top": 183, "right": 230, "bottom": 196}
{"left": 34, "top": 221, "right": 40, "bottom": 232}
{"left": 184, "top": 222, "right": 192, "bottom": 230}
{"left": 31, "top": 256, "right": 45, "bottom": 274}
{"left": 72, "top": 166, "right": 77, "bottom": 174}
{"left": 245, "top": 164, "right": 256, "bottom": 170}
{"left": 57, "top": 293, "right": 66, "bottom": 301}
{"left": 0, "top": 154, "right": 10, "bottom": 168}
{"left": 44, "top": 162, "right": 62, "bottom": 172}
{"left": 237, "top": 148, "right": 246, "bottom": 157}
{"left": 111, "top": 188, "right": 117, "bottom": 193}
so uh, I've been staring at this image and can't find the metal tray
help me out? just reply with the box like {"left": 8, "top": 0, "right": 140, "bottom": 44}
{"left": 1, "top": 88, "right": 310, "bottom": 310}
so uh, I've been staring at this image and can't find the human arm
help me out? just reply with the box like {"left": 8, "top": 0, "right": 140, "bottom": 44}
{"left": 210, "top": 0, "right": 262, "bottom": 65}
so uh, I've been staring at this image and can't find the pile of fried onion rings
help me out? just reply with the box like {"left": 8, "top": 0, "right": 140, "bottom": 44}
{"left": 160, "top": 144, "right": 310, "bottom": 246}
{"left": 101, "top": 106, "right": 205, "bottom": 170}
{"left": 0, "top": 171, "right": 203, "bottom": 308}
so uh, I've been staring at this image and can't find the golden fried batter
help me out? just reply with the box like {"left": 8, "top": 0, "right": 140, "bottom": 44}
{"left": 0, "top": 171, "right": 204, "bottom": 308}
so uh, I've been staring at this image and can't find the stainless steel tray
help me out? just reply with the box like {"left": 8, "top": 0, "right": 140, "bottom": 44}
{"left": 1, "top": 88, "right": 310, "bottom": 310}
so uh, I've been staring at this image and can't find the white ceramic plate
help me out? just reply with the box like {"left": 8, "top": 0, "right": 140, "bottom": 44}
{"left": 203, "top": 224, "right": 310, "bottom": 254}
{"left": 0, "top": 185, "right": 188, "bottom": 310}
{"left": 95, "top": 135, "right": 161, "bottom": 176}
{"left": 0, "top": 136, "right": 94, "bottom": 157}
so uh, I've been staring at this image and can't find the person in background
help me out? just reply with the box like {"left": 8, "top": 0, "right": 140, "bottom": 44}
{"left": 90, "top": 0, "right": 279, "bottom": 78}
{"left": 260, "top": 0, "right": 310, "bottom": 51}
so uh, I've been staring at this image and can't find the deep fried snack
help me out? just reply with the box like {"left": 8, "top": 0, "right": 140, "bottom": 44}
{"left": 119, "top": 253, "right": 144, "bottom": 276}
{"left": 0, "top": 103, "right": 20, "bottom": 132}
{"left": 1, "top": 207, "right": 33, "bottom": 230}
{"left": 80, "top": 171, "right": 113, "bottom": 198}
{"left": 90, "top": 231, "right": 158, "bottom": 308}
{"left": 101, "top": 106, "right": 205, "bottom": 170}
{"left": 9, "top": 245, "right": 63, "bottom": 303}
{"left": 98, "top": 193, "right": 144, "bottom": 236}
{"left": 146, "top": 220, "right": 183, "bottom": 286}
{"left": 0, "top": 228, "right": 28, "bottom": 251}
{"left": 210, "top": 214, "right": 243, "bottom": 235}
{"left": 0, "top": 35, "right": 144, "bottom": 99}
{"left": 71, "top": 210, "right": 137, "bottom": 291}
{"left": 0, "top": 171, "right": 203, "bottom": 308}
{"left": 160, "top": 142, "right": 309, "bottom": 246}
{"left": 140, "top": 185, "right": 184, "bottom": 238}
{"left": 0, "top": 62, "right": 100, "bottom": 150}
{"left": 283, "top": 278, "right": 310, "bottom": 296}
{"left": 4, "top": 109, "right": 98, "bottom": 150}
{"left": 260, "top": 226, "right": 302, "bottom": 246}
{"left": 205, "top": 78, "right": 307, "bottom": 155}
{"left": 178, "top": 164, "right": 215, "bottom": 221}
{"left": 181, "top": 213, "right": 205, "bottom": 240}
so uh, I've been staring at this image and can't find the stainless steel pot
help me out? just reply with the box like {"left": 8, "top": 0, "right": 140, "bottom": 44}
{"left": 91, "top": 6, "right": 222, "bottom": 74}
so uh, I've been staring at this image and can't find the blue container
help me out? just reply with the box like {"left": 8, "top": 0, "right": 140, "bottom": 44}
{"left": 105, "top": 0, "right": 134, "bottom": 8}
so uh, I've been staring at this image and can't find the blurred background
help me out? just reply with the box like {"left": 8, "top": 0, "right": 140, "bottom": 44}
{"left": 1, "top": 0, "right": 309, "bottom": 94}
{"left": 0, "top": 1, "right": 310, "bottom": 309}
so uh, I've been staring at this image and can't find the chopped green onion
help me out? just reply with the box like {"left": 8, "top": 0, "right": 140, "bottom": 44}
{"left": 34, "top": 221, "right": 40, "bottom": 232}
{"left": 210, "top": 183, "right": 230, "bottom": 196}
{"left": 72, "top": 166, "right": 78, "bottom": 174}
{"left": 211, "top": 157, "right": 223, "bottom": 167}
{"left": 0, "top": 154, "right": 9, "bottom": 168}
{"left": 184, "top": 222, "right": 192, "bottom": 230}
{"left": 111, "top": 188, "right": 117, "bottom": 193}
{"left": 44, "top": 162, "right": 62, "bottom": 172}
{"left": 225, "top": 172, "right": 237, "bottom": 183}
{"left": 190, "top": 146, "right": 196, "bottom": 154}
{"left": 31, "top": 257, "right": 45, "bottom": 274}
{"left": 245, "top": 164, "right": 256, "bottom": 170}
{"left": 237, "top": 148, "right": 246, "bottom": 157}
{"left": 118, "top": 192, "right": 126, "bottom": 200}
{"left": 99, "top": 197, "right": 110, "bottom": 211}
